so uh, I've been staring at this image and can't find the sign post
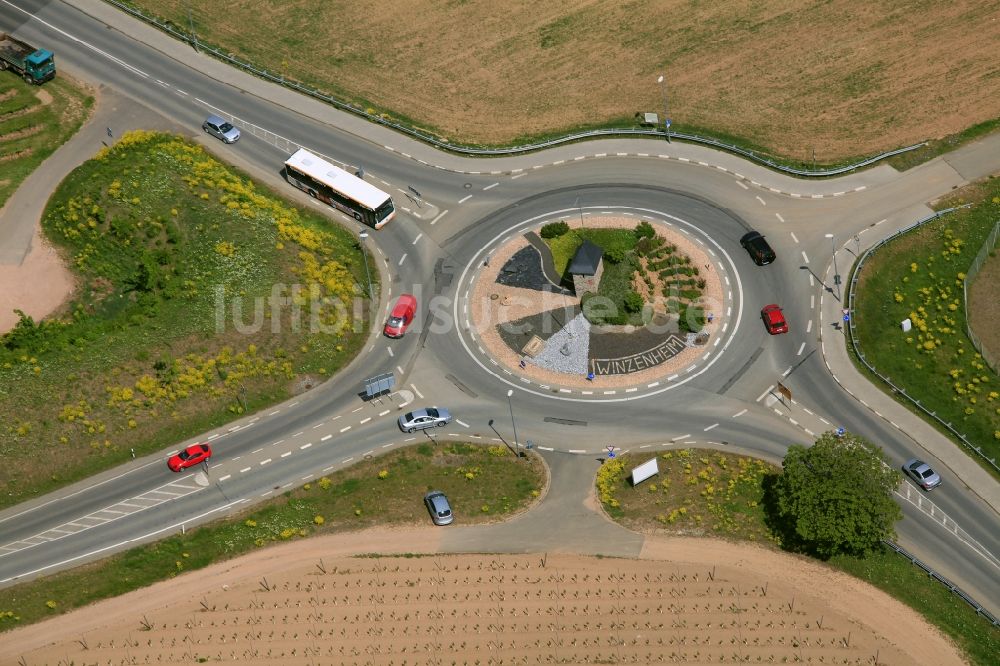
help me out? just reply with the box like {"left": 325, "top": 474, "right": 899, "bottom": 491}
{"left": 776, "top": 381, "right": 792, "bottom": 406}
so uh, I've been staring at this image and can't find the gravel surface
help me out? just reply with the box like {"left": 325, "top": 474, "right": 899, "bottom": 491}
{"left": 529, "top": 312, "right": 591, "bottom": 374}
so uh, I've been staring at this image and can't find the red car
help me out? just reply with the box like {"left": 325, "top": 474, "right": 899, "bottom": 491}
{"left": 384, "top": 293, "right": 417, "bottom": 338}
{"left": 761, "top": 304, "right": 788, "bottom": 335}
{"left": 168, "top": 443, "right": 212, "bottom": 472}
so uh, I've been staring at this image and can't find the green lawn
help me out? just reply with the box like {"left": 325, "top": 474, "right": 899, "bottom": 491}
{"left": 851, "top": 181, "right": 1000, "bottom": 475}
{"left": 0, "top": 131, "right": 377, "bottom": 509}
{"left": 0, "top": 442, "right": 545, "bottom": 631}
{"left": 596, "top": 448, "right": 999, "bottom": 666}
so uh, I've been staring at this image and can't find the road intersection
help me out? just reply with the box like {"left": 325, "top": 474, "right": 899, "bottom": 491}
{"left": 0, "top": 0, "right": 998, "bottom": 616}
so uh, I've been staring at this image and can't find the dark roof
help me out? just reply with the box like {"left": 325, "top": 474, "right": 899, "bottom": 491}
{"left": 568, "top": 239, "right": 603, "bottom": 276}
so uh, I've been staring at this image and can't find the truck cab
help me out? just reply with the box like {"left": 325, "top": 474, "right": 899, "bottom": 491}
{"left": 25, "top": 49, "right": 55, "bottom": 84}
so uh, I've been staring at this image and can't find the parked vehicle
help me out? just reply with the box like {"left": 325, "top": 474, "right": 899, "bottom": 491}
{"left": 740, "top": 231, "right": 776, "bottom": 266}
{"left": 202, "top": 114, "right": 240, "bottom": 144}
{"left": 168, "top": 443, "right": 212, "bottom": 472}
{"left": 760, "top": 304, "right": 788, "bottom": 335}
{"left": 398, "top": 407, "right": 452, "bottom": 433}
{"left": 384, "top": 294, "right": 417, "bottom": 338}
{"left": 902, "top": 458, "right": 942, "bottom": 490}
{"left": 0, "top": 32, "right": 55, "bottom": 84}
{"left": 423, "top": 490, "right": 454, "bottom": 525}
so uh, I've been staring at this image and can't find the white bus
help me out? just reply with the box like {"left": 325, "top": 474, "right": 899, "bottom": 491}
{"left": 284, "top": 148, "right": 396, "bottom": 229}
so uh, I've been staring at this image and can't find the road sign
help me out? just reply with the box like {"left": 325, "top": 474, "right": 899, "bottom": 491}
{"left": 665, "top": 118, "right": 672, "bottom": 128}
{"left": 776, "top": 382, "right": 792, "bottom": 402}
{"left": 835, "top": 427, "right": 846, "bottom": 437}
{"left": 607, "top": 445, "right": 616, "bottom": 459}
{"left": 842, "top": 309, "right": 851, "bottom": 323}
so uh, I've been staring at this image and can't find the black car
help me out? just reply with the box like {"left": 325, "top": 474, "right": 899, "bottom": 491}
{"left": 740, "top": 231, "right": 776, "bottom": 266}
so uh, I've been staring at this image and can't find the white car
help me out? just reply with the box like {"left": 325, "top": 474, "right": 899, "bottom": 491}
{"left": 398, "top": 407, "right": 452, "bottom": 433}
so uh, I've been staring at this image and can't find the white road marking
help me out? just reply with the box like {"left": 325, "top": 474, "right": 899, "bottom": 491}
{"left": 301, "top": 443, "right": 312, "bottom": 450}
{"left": 797, "top": 342, "right": 806, "bottom": 356}
{"left": 360, "top": 417, "right": 371, "bottom": 425}
{"left": 240, "top": 467, "right": 251, "bottom": 473}
{"left": 458, "top": 194, "right": 472, "bottom": 204}
{"left": 260, "top": 459, "right": 271, "bottom": 466}
{"left": 387, "top": 346, "right": 394, "bottom": 357}
{"left": 756, "top": 386, "right": 775, "bottom": 402}
{"left": 483, "top": 182, "right": 499, "bottom": 191}
{"left": 411, "top": 383, "right": 424, "bottom": 399}
{"left": 790, "top": 232, "right": 799, "bottom": 243}
{"left": 732, "top": 409, "right": 747, "bottom": 418}
{"left": 340, "top": 426, "right": 351, "bottom": 433}
{"left": 456, "top": 419, "right": 470, "bottom": 428}
{"left": 218, "top": 475, "right": 231, "bottom": 482}
{"left": 736, "top": 181, "right": 749, "bottom": 190}
{"left": 801, "top": 251, "right": 809, "bottom": 263}
{"left": 755, "top": 196, "right": 766, "bottom": 206}
{"left": 807, "top": 319, "right": 813, "bottom": 333}
{"left": 703, "top": 423, "right": 719, "bottom": 432}
{"left": 379, "top": 410, "right": 391, "bottom": 417}
{"left": 775, "top": 213, "right": 785, "bottom": 223}
{"left": 412, "top": 233, "right": 423, "bottom": 245}
{"left": 671, "top": 434, "right": 691, "bottom": 442}
{"left": 398, "top": 253, "right": 407, "bottom": 266}
{"left": 430, "top": 209, "right": 448, "bottom": 225}
{"left": 281, "top": 452, "right": 292, "bottom": 458}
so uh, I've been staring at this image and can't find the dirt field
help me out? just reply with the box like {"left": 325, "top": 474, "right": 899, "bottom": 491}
{"left": 1, "top": 529, "right": 964, "bottom": 665}
{"left": 138, "top": 0, "right": 1000, "bottom": 159}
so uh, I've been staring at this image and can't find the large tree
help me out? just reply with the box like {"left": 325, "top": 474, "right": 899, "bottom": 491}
{"left": 774, "top": 431, "right": 902, "bottom": 558}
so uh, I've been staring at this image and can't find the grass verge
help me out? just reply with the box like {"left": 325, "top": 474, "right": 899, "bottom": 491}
{"left": 0, "top": 442, "right": 544, "bottom": 631}
{"left": 596, "top": 449, "right": 999, "bottom": 665}
{"left": 0, "top": 131, "right": 377, "bottom": 509}
{"left": 0, "top": 74, "right": 93, "bottom": 210}
{"left": 850, "top": 178, "right": 1000, "bottom": 476}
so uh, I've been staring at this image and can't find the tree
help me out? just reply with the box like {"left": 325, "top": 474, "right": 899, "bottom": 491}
{"left": 773, "top": 431, "right": 901, "bottom": 558}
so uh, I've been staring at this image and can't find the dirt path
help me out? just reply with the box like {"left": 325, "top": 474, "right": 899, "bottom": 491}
{"left": 1, "top": 530, "right": 964, "bottom": 665}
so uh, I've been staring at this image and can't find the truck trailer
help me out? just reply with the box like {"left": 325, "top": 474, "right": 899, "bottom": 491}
{"left": 0, "top": 32, "right": 55, "bottom": 84}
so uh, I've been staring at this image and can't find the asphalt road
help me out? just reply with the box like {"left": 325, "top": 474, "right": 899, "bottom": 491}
{"left": 0, "top": 0, "right": 997, "bottom": 614}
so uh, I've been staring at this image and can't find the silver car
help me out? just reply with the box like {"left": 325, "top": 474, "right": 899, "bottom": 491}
{"left": 398, "top": 407, "right": 452, "bottom": 433}
{"left": 202, "top": 114, "right": 240, "bottom": 144}
{"left": 902, "top": 458, "right": 941, "bottom": 490}
{"left": 424, "top": 490, "right": 454, "bottom": 525}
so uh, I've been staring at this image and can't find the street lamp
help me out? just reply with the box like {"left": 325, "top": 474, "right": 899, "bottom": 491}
{"left": 825, "top": 233, "right": 840, "bottom": 301}
{"left": 507, "top": 389, "right": 520, "bottom": 459}
{"left": 657, "top": 74, "right": 671, "bottom": 143}
{"left": 358, "top": 231, "right": 374, "bottom": 303}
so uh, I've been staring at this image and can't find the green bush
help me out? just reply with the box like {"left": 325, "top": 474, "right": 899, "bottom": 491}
{"left": 634, "top": 221, "right": 655, "bottom": 240}
{"left": 540, "top": 221, "right": 570, "bottom": 239}
{"left": 604, "top": 246, "right": 627, "bottom": 263}
{"left": 624, "top": 291, "right": 644, "bottom": 313}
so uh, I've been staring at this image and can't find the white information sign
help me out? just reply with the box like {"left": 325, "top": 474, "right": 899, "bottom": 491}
{"left": 630, "top": 458, "right": 659, "bottom": 486}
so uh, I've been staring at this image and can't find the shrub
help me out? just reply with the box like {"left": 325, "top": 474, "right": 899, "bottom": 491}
{"left": 604, "top": 246, "right": 627, "bottom": 263}
{"left": 634, "top": 221, "right": 655, "bottom": 240}
{"left": 624, "top": 291, "right": 644, "bottom": 313}
{"left": 540, "top": 221, "right": 570, "bottom": 238}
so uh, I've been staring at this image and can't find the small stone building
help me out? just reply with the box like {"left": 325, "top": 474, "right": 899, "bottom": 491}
{"left": 568, "top": 239, "right": 604, "bottom": 296}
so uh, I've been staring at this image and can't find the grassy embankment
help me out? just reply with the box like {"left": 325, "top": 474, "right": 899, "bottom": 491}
{"left": 0, "top": 131, "right": 376, "bottom": 508}
{"left": 850, "top": 177, "right": 1000, "bottom": 475}
{"left": 0, "top": 442, "right": 545, "bottom": 630}
{"left": 0, "top": 74, "right": 92, "bottom": 209}
{"left": 596, "top": 449, "right": 999, "bottom": 666}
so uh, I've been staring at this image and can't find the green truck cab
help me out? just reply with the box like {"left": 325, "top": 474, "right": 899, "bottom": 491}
{"left": 0, "top": 32, "right": 56, "bottom": 84}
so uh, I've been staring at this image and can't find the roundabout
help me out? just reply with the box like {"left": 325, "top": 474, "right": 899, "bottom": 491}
{"left": 453, "top": 204, "right": 745, "bottom": 401}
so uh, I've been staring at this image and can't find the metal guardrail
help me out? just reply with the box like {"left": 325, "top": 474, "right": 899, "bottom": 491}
{"left": 104, "top": 0, "right": 925, "bottom": 177}
{"left": 962, "top": 219, "right": 1000, "bottom": 373}
{"left": 846, "top": 205, "right": 1000, "bottom": 475}
{"left": 882, "top": 539, "right": 999, "bottom": 626}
